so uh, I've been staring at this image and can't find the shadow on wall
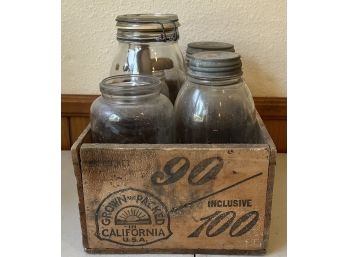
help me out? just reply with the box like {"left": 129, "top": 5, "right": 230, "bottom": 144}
{"left": 242, "top": 58, "right": 279, "bottom": 96}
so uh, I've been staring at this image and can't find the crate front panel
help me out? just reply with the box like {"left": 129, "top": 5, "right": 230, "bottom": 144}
{"left": 80, "top": 145, "right": 270, "bottom": 251}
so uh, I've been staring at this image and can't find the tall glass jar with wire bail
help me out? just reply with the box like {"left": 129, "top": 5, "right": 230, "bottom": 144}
{"left": 110, "top": 13, "right": 186, "bottom": 104}
{"left": 90, "top": 74, "right": 174, "bottom": 144}
{"left": 174, "top": 51, "right": 259, "bottom": 144}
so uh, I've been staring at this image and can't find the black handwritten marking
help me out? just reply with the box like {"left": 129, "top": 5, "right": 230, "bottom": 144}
{"left": 170, "top": 172, "right": 263, "bottom": 213}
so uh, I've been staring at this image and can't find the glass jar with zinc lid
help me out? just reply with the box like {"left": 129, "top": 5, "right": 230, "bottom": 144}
{"left": 175, "top": 51, "right": 259, "bottom": 144}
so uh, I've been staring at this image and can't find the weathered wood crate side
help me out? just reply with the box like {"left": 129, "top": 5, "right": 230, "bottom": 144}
{"left": 71, "top": 112, "right": 277, "bottom": 255}
{"left": 256, "top": 112, "right": 277, "bottom": 251}
{"left": 71, "top": 125, "right": 91, "bottom": 249}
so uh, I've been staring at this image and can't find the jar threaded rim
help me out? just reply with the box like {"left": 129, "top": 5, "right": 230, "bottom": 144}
{"left": 100, "top": 75, "right": 161, "bottom": 97}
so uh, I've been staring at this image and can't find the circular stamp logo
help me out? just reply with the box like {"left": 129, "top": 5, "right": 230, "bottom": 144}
{"left": 95, "top": 188, "right": 172, "bottom": 246}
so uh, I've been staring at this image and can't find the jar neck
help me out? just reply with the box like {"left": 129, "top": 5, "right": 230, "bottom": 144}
{"left": 101, "top": 91, "right": 160, "bottom": 103}
{"left": 100, "top": 75, "right": 161, "bottom": 102}
{"left": 187, "top": 51, "right": 243, "bottom": 86}
{"left": 116, "top": 28, "right": 180, "bottom": 42}
{"left": 188, "top": 74, "right": 243, "bottom": 86}
{"left": 117, "top": 40, "right": 178, "bottom": 46}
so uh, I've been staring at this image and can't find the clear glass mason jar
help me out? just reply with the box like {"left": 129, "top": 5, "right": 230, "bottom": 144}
{"left": 110, "top": 14, "right": 186, "bottom": 104}
{"left": 174, "top": 51, "right": 259, "bottom": 144}
{"left": 90, "top": 75, "right": 174, "bottom": 143}
{"left": 152, "top": 70, "right": 169, "bottom": 99}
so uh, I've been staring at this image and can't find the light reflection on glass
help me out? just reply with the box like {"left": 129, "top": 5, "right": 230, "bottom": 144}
{"left": 191, "top": 88, "right": 206, "bottom": 122}
{"left": 108, "top": 113, "right": 120, "bottom": 122}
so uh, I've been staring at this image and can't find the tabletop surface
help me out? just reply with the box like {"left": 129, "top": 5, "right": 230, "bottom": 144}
{"left": 62, "top": 151, "right": 286, "bottom": 257}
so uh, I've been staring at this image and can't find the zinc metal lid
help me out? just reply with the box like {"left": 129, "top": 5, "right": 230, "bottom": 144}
{"left": 187, "top": 41, "right": 235, "bottom": 55}
{"left": 188, "top": 51, "right": 242, "bottom": 78}
{"left": 116, "top": 13, "right": 180, "bottom": 42}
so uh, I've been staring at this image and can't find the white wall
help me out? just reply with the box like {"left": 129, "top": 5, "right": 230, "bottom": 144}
{"left": 62, "top": 0, "right": 286, "bottom": 97}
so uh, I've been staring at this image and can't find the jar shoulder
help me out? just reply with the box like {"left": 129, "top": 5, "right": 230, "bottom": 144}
{"left": 174, "top": 81, "right": 255, "bottom": 122}
{"left": 111, "top": 41, "right": 185, "bottom": 73}
{"left": 91, "top": 95, "right": 173, "bottom": 118}
{"left": 176, "top": 81, "right": 253, "bottom": 106}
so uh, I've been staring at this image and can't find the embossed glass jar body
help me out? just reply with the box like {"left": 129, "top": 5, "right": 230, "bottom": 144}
{"left": 175, "top": 51, "right": 258, "bottom": 144}
{"left": 110, "top": 14, "right": 186, "bottom": 104}
{"left": 91, "top": 75, "right": 174, "bottom": 143}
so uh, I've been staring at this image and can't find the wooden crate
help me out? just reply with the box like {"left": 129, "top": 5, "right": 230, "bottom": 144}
{"left": 71, "top": 112, "right": 276, "bottom": 254}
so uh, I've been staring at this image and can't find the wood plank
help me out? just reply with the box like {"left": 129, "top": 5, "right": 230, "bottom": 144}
{"left": 71, "top": 125, "right": 92, "bottom": 249}
{"left": 61, "top": 117, "right": 70, "bottom": 150}
{"left": 71, "top": 114, "right": 276, "bottom": 254}
{"left": 255, "top": 111, "right": 277, "bottom": 250}
{"left": 263, "top": 120, "right": 287, "bottom": 153}
{"left": 70, "top": 117, "right": 90, "bottom": 145}
{"left": 196, "top": 156, "right": 287, "bottom": 257}
{"left": 80, "top": 142, "right": 270, "bottom": 253}
{"left": 62, "top": 94, "right": 98, "bottom": 117}
{"left": 254, "top": 97, "right": 286, "bottom": 120}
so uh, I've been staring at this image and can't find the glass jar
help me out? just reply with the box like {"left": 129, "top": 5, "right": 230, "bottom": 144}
{"left": 90, "top": 75, "right": 174, "bottom": 143}
{"left": 175, "top": 51, "right": 259, "bottom": 144}
{"left": 152, "top": 70, "right": 169, "bottom": 99}
{"left": 110, "top": 14, "right": 186, "bottom": 104}
{"left": 186, "top": 41, "right": 235, "bottom": 65}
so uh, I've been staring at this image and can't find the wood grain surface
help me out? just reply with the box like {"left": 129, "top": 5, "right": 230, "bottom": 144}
{"left": 61, "top": 117, "right": 70, "bottom": 150}
{"left": 81, "top": 145, "right": 270, "bottom": 252}
{"left": 70, "top": 112, "right": 277, "bottom": 254}
{"left": 69, "top": 117, "right": 90, "bottom": 144}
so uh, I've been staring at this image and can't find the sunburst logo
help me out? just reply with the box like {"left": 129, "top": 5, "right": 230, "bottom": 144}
{"left": 115, "top": 206, "right": 151, "bottom": 225}
{"left": 96, "top": 188, "right": 172, "bottom": 246}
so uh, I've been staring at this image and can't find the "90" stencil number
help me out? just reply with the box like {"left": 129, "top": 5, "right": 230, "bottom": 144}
{"left": 151, "top": 156, "right": 224, "bottom": 186}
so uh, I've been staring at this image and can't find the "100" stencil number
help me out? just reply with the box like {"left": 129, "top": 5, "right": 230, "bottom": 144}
{"left": 188, "top": 211, "right": 259, "bottom": 238}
